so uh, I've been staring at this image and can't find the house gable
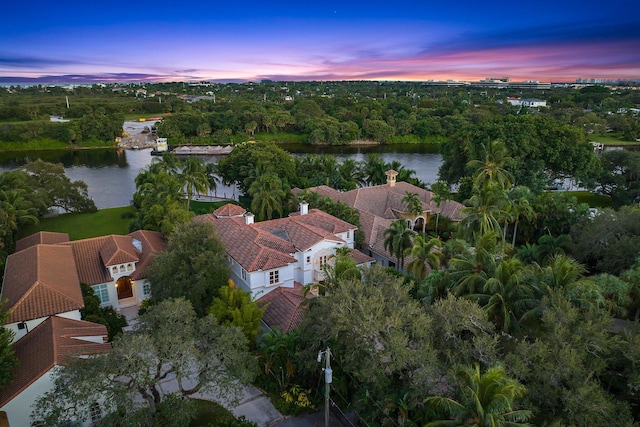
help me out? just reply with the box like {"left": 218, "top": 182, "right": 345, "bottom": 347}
{"left": 0, "top": 317, "right": 109, "bottom": 421}
{"left": 2, "top": 245, "right": 83, "bottom": 324}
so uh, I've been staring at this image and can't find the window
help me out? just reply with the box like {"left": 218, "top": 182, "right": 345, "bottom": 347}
{"left": 119, "top": 265, "right": 125, "bottom": 272}
{"left": 112, "top": 266, "right": 118, "bottom": 274}
{"left": 319, "top": 255, "right": 328, "bottom": 267}
{"left": 346, "top": 230, "right": 351, "bottom": 239}
{"left": 142, "top": 282, "right": 151, "bottom": 296}
{"left": 241, "top": 268, "right": 247, "bottom": 280}
{"left": 92, "top": 284, "right": 109, "bottom": 305}
{"left": 269, "top": 270, "right": 279, "bottom": 285}
{"left": 127, "top": 263, "right": 133, "bottom": 271}
{"left": 306, "top": 256, "right": 311, "bottom": 264}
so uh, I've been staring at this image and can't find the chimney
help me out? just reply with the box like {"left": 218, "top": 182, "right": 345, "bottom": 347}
{"left": 385, "top": 170, "right": 398, "bottom": 187}
{"left": 300, "top": 201, "right": 309, "bottom": 215}
{"left": 245, "top": 212, "right": 255, "bottom": 225}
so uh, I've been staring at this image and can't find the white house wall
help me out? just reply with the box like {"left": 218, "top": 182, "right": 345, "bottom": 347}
{"left": 6, "top": 310, "right": 81, "bottom": 344}
{"left": 1, "top": 367, "right": 94, "bottom": 427}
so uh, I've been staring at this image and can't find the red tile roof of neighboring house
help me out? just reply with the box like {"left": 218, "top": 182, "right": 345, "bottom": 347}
{"left": 98, "top": 235, "right": 140, "bottom": 266}
{"left": 60, "top": 231, "right": 166, "bottom": 286}
{"left": 198, "top": 215, "right": 297, "bottom": 272}
{"left": 197, "top": 207, "right": 354, "bottom": 273}
{"left": 15, "top": 231, "right": 69, "bottom": 252}
{"left": 128, "top": 230, "right": 167, "bottom": 280}
{"left": 213, "top": 203, "right": 246, "bottom": 218}
{"left": 259, "top": 282, "right": 310, "bottom": 332}
{"left": 2, "top": 245, "right": 84, "bottom": 324}
{"left": 299, "top": 180, "right": 464, "bottom": 223}
{"left": 0, "top": 317, "right": 110, "bottom": 407}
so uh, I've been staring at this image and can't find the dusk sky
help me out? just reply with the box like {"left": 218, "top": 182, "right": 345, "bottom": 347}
{"left": 1, "top": 0, "right": 639, "bottom": 83}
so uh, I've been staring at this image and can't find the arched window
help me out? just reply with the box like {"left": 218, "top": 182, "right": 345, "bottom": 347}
{"left": 112, "top": 266, "right": 118, "bottom": 274}
{"left": 119, "top": 265, "right": 125, "bottom": 272}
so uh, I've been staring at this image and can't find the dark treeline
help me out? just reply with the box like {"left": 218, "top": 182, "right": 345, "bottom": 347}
{"left": 1, "top": 81, "right": 639, "bottom": 147}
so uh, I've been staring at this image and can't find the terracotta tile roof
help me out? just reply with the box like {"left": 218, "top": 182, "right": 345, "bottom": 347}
{"left": 98, "top": 235, "right": 140, "bottom": 266}
{"left": 127, "top": 230, "right": 167, "bottom": 280}
{"left": 197, "top": 209, "right": 353, "bottom": 273}
{"left": 2, "top": 245, "right": 84, "bottom": 324}
{"left": 15, "top": 231, "right": 69, "bottom": 252}
{"left": 351, "top": 249, "right": 375, "bottom": 265}
{"left": 304, "top": 181, "right": 463, "bottom": 222}
{"left": 0, "top": 317, "right": 110, "bottom": 408}
{"left": 198, "top": 215, "right": 296, "bottom": 272}
{"left": 61, "top": 236, "right": 115, "bottom": 286}
{"left": 213, "top": 203, "right": 247, "bottom": 218}
{"left": 259, "top": 283, "right": 310, "bottom": 332}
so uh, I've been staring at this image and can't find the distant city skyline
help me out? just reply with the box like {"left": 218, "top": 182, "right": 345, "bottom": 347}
{"left": 1, "top": 0, "right": 638, "bottom": 83}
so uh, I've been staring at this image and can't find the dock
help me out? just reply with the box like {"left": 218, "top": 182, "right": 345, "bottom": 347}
{"left": 171, "top": 145, "right": 234, "bottom": 156}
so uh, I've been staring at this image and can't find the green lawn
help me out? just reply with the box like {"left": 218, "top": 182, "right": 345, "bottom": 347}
{"left": 561, "top": 191, "right": 611, "bottom": 208}
{"left": 18, "top": 206, "right": 136, "bottom": 240}
{"left": 589, "top": 133, "right": 639, "bottom": 145}
{"left": 189, "top": 399, "right": 237, "bottom": 426}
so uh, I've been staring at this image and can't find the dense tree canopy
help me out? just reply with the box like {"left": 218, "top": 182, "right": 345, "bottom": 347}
{"left": 146, "top": 221, "right": 229, "bottom": 317}
{"left": 31, "top": 298, "right": 257, "bottom": 427}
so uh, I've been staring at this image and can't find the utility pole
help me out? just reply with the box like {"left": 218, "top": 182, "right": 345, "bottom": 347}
{"left": 317, "top": 348, "right": 332, "bottom": 427}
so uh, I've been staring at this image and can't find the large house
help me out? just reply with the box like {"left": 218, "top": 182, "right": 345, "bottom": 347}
{"left": 0, "top": 317, "right": 111, "bottom": 427}
{"left": 196, "top": 202, "right": 374, "bottom": 331}
{"left": 0, "top": 230, "right": 166, "bottom": 425}
{"left": 295, "top": 170, "right": 464, "bottom": 268}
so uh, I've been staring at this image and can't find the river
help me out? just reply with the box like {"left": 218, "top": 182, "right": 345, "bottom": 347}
{"left": 0, "top": 145, "right": 444, "bottom": 209}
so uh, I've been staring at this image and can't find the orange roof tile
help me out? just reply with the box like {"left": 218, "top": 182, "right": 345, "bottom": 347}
{"left": 213, "top": 203, "right": 247, "bottom": 218}
{"left": 15, "top": 232, "right": 69, "bottom": 252}
{"left": 0, "top": 317, "right": 110, "bottom": 407}
{"left": 98, "top": 235, "right": 140, "bottom": 266}
{"left": 198, "top": 208, "right": 355, "bottom": 273}
{"left": 2, "top": 245, "right": 84, "bottom": 324}
{"left": 259, "top": 283, "right": 310, "bottom": 332}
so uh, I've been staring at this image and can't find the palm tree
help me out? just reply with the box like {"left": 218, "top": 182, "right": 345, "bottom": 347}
{"left": 467, "top": 140, "right": 514, "bottom": 192}
{"left": 257, "top": 328, "right": 300, "bottom": 391}
{"left": 205, "top": 163, "right": 219, "bottom": 197}
{"left": 430, "top": 181, "right": 451, "bottom": 235}
{"left": 459, "top": 186, "right": 507, "bottom": 242}
{"left": 363, "top": 153, "right": 387, "bottom": 186}
{"left": 505, "top": 187, "right": 536, "bottom": 247}
{"left": 0, "top": 188, "right": 38, "bottom": 249}
{"left": 402, "top": 191, "right": 423, "bottom": 216}
{"left": 383, "top": 220, "right": 415, "bottom": 270}
{"left": 480, "top": 258, "right": 540, "bottom": 334}
{"left": 180, "top": 157, "right": 209, "bottom": 211}
{"left": 319, "top": 247, "right": 361, "bottom": 293}
{"left": 449, "top": 231, "right": 500, "bottom": 296}
{"left": 541, "top": 254, "right": 603, "bottom": 311}
{"left": 339, "top": 158, "right": 366, "bottom": 189}
{"left": 534, "top": 234, "right": 572, "bottom": 265}
{"left": 425, "top": 364, "right": 532, "bottom": 427}
{"left": 249, "top": 173, "right": 286, "bottom": 221}
{"left": 405, "top": 235, "right": 442, "bottom": 283}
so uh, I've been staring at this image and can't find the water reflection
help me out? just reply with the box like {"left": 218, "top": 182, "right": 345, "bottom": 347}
{"left": 0, "top": 145, "right": 443, "bottom": 209}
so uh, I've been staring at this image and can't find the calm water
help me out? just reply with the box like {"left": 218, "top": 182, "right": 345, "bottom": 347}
{"left": 0, "top": 145, "right": 444, "bottom": 209}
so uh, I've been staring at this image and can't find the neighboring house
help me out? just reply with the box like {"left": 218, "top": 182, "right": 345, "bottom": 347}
{"left": 2, "top": 243, "right": 84, "bottom": 344}
{"left": 3, "top": 230, "right": 166, "bottom": 328}
{"left": 0, "top": 230, "right": 166, "bottom": 425}
{"left": 506, "top": 97, "right": 547, "bottom": 108}
{"left": 197, "top": 202, "right": 373, "bottom": 299}
{"left": 0, "top": 316, "right": 111, "bottom": 427}
{"left": 196, "top": 202, "right": 374, "bottom": 332}
{"left": 295, "top": 170, "right": 464, "bottom": 268}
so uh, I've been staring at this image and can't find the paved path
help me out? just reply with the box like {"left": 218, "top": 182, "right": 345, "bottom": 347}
{"left": 158, "top": 374, "right": 284, "bottom": 427}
